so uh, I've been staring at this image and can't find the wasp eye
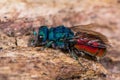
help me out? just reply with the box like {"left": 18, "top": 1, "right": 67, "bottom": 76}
{"left": 39, "top": 35, "right": 43, "bottom": 38}
{"left": 38, "top": 35, "right": 44, "bottom": 42}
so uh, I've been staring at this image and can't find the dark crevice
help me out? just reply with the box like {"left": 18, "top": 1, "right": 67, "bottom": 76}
{"left": 15, "top": 37, "right": 18, "bottom": 47}
{"left": 56, "top": 75, "right": 81, "bottom": 80}
{"left": 0, "top": 47, "right": 3, "bottom": 50}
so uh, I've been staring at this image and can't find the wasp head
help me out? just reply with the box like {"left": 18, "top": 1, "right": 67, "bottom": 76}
{"left": 29, "top": 26, "right": 48, "bottom": 47}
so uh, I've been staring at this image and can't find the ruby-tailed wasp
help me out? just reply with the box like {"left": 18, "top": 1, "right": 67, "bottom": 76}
{"left": 29, "top": 24, "right": 109, "bottom": 67}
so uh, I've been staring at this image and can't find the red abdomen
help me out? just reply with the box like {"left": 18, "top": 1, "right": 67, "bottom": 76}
{"left": 74, "top": 39, "right": 106, "bottom": 57}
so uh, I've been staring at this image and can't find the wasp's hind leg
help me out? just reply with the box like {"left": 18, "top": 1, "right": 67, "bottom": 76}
{"left": 68, "top": 47, "right": 84, "bottom": 68}
{"left": 73, "top": 48, "right": 85, "bottom": 57}
{"left": 73, "top": 47, "right": 90, "bottom": 70}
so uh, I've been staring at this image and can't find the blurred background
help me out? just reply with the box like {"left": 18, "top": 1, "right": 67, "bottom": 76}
{"left": 0, "top": 0, "right": 120, "bottom": 80}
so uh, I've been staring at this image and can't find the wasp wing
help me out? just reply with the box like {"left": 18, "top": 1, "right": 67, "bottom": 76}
{"left": 70, "top": 24, "right": 109, "bottom": 47}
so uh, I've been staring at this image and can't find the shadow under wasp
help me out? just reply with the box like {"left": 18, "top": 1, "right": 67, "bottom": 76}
{"left": 29, "top": 24, "right": 109, "bottom": 67}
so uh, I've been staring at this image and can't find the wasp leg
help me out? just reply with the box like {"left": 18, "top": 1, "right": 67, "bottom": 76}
{"left": 39, "top": 41, "right": 54, "bottom": 51}
{"left": 73, "top": 48, "right": 90, "bottom": 70}
{"left": 68, "top": 47, "right": 84, "bottom": 68}
{"left": 73, "top": 48, "right": 85, "bottom": 56}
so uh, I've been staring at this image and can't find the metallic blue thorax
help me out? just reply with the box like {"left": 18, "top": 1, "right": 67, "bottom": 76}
{"left": 49, "top": 25, "right": 74, "bottom": 48}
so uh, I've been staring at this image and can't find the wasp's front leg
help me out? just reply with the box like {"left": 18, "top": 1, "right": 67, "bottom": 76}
{"left": 38, "top": 41, "right": 54, "bottom": 51}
